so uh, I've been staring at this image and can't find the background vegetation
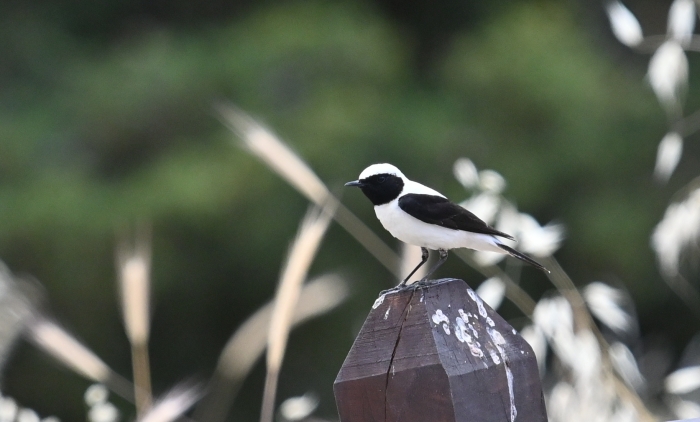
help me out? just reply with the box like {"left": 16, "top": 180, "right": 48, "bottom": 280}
{"left": 1, "top": 0, "right": 697, "bottom": 420}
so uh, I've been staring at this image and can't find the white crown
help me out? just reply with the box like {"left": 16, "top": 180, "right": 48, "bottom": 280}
{"left": 358, "top": 163, "right": 406, "bottom": 180}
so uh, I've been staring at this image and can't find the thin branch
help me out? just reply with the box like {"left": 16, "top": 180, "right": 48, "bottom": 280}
{"left": 215, "top": 102, "right": 401, "bottom": 279}
{"left": 260, "top": 202, "right": 336, "bottom": 422}
{"left": 116, "top": 225, "right": 153, "bottom": 415}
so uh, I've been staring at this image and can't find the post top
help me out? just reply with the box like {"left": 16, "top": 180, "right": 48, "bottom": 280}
{"left": 334, "top": 277, "right": 547, "bottom": 422}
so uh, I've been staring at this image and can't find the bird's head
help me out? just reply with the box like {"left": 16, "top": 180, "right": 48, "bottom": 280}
{"left": 345, "top": 163, "right": 406, "bottom": 206}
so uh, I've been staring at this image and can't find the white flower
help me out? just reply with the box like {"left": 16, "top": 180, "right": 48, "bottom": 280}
{"left": 606, "top": 1, "right": 644, "bottom": 47}
{"left": 460, "top": 192, "right": 501, "bottom": 225}
{"left": 491, "top": 207, "right": 564, "bottom": 257}
{"left": 84, "top": 384, "right": 109, "bottom": 407}
{"left": 476, "top": 277, "right": 506, "bottom": 310}
{"left": 566, "top": 330, "right": 600, "bottom": 381}
{"left": 665, "top": 365, "right": 700, "bottom": 394}
{"left": 87, "top": 402, "right": 119, "bottom": 422}
{"left": 651, "top": 188, "right": 700, "bottom": 275}
{"left": 517, "top": 213, "right": 565, "bottom": 257}
{"left": 654, "top": 132, "right": 683, "bottom": 182}
{"left": 478, "top": 170, "right": 506, "bottom": 194}
{"left": 533, "top": 297, "right": 602, "bottom": 380}
{"left": 547, "top": 382, "right": 577, "bottom": 422}
{"left": 533, "top": 296, "right": 573, "bottom": 339}
{"left": 453, "top": 158, "right": 479, "bottom": 188}
{"left": 668, "top": 0, "right": 696, "bottom": 45}
{"left": 472, "top": 250, "right": 506, "bottom": 267}
{"left": 495, "top": 205, "right": 522, "bottom": 240}
{"left": 648, "top": 40, "right": 688, "bottom": 111}
{"left": 520, "top": 325, "right": 547, "bottom": 375}
{"left": 0, "top": 396, "right": 18, "bottom": 422}
{"left": 17, "top": 409, "right": 40, "bottom": 422}
{"left": 669, "top": 397, "right": 700, "bottom": 419}
{"left": 609, "top": 342, "right": 645, "bottom": 390}
{"left": 583, "top": 282, "right": 633, "bottom": 334}
{"left": 279, "top": 392, "right": 319, "bottom": 421}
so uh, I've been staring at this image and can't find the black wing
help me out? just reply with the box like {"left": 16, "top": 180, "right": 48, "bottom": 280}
{"left": 398, "top": 194, "right": 514, "bottom": 240}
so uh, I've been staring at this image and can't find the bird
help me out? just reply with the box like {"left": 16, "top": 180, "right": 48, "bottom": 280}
{"left": 345, "top": 163, "right": 548, "bottom": 286}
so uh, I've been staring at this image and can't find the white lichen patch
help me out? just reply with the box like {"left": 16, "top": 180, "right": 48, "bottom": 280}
{"left": 432, "top": 309, "right": 449, "bottom": 325}
{"left": 467, "top": 289, "right": 488, "bottom": 318}
{"left": 454, "top": 317, "right": 472, "bottom": 343}
{"left": 372, "top": 293, "right": 386, "bottom": 309}
{"left": 512, "top": 328, "right": 517, "bottom": 335}
{"left": 458, "top": 309, "right": 469, "bottom": 323}
{"left": 489, "top": 349, "right": 501, "bottom": 365}
{"left": 488, "top": 328, "right": 506, "bottom": 346}
{"left": 454, "top": 315, "right": 484, "bottom": 359}
{"left": 468, "top": 323, "right": 479, "bottom": 339}
{"left": 384, "top": 307, "right": 391, "bottom": 320}
{"left": 506, "top": 363, "right": 517, "bottom": 422}
{"left": 432, "top": 309, "right": 451, "bottom": 335}
{"left": 468, "top": 341, "right": 485, "bottom": 359}
{"left": 487, "top": 327, "right": 517, "bottom": 422}
{"left": 486, "top": 317, "right": 495, "bottom": 327}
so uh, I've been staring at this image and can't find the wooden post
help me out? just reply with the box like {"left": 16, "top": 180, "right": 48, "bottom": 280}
{"left": 334, "top": 278, "right": 547, "bottom": 422}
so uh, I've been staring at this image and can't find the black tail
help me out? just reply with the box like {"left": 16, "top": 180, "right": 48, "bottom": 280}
{"left": 497, "top": 244, "right": 549, "bottom": 273}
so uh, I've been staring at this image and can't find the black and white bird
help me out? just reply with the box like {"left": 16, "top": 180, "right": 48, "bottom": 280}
{"left": 345, "top": 163, "right": 547, "bottom": 286}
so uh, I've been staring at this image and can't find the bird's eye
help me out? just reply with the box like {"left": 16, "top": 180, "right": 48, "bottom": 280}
{"left": 376, "top": 176, "right": 387, "bottom": 184}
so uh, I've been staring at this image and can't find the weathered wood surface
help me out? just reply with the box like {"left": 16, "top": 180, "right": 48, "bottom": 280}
{"left": 334, "top": 278, "right": 547, "bottom": 422}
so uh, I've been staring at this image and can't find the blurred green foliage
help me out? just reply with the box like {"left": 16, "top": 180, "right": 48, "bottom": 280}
{"left": 0, "top": 0, "right": 691, "bottom": 420}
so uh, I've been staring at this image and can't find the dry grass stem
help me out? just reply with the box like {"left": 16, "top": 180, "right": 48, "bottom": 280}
{"left": 215, "top": 103, "right": 327, "bottom": 204}
{"left": 27, "top": 318, "right": 111, "bottom": 383}
{"left": 137, "top": 383, "right": 202, "bottom": 422}
{"left": 333, "top": 203, "right": 401, "bottom": 279}
{"left": 0, "top": 265, "right": 37, "bottom": 369}
{"left": 260, "top": 203, "right": 335, "bottom": 422}
{"left": 218, "top": 274, "right": 348, "bottom": 380}
{"left": 462, "top": 249, "right": 655, "bottom": 421}
{"left": 131, "top": 344, "right": 153, "bottom": 416}
{"left": 541, "top": 256, "right": 591, "bottom": 331}
{"left": 215, "top": 102, "right": 400, "bottom": 277}
{"left": 193, "top": 274, "right": 348, "bottom": 422}
{"left": 117, "top": 227, "right": 153, "bottom": 415}
{"left": 540, "top": 256, "right": 656, "bottom": 422}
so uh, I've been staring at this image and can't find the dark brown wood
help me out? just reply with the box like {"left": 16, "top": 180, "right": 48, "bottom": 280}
{"left": 334, "top": 278, "right": 547, "bottom": 422}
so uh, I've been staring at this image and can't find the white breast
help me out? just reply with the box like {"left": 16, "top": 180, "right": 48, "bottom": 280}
{"left": 373, "top": 199, "right": 503, "bottom": 253}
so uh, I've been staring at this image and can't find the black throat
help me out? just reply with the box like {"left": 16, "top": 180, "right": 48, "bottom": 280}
{"left": 359, "top": 174, "right": 404, "bottom": 206}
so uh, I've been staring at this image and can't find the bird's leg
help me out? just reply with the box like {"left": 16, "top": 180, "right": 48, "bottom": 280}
{"left": 419, "top": 249, "right": 448, "bottom": 283}
{"left": 398, "top": 247, "right": 430, "bottom": 287}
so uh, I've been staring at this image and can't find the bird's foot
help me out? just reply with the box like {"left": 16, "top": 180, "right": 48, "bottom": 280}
{"left": 381, "top": 277, "right": 458, "bottom": 297}
{"left": 415, "top": 277, "right": 459, "bottom": 289}
{"left": 379, "top": 281, "right": 422, "bottom": 296}
{"left": 378, "top": 285, "right": 403, "bottom": 296}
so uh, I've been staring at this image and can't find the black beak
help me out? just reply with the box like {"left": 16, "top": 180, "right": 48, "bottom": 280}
{"left": 345, "top": 180, "right": 362, "bottom": 187}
